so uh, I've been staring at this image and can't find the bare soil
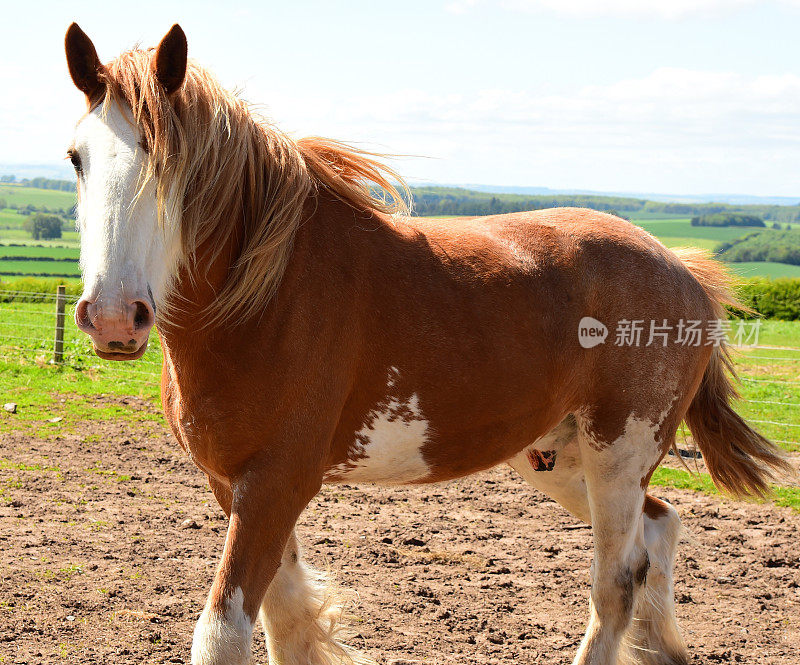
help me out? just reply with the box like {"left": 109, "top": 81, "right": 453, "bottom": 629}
{"left": 1, "top": 397, "right": 798, "bottom": 664}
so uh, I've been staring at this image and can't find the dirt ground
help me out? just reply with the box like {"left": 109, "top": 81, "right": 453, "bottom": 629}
{"left": 0, "top": 397, "right": 798, "bottom": 664}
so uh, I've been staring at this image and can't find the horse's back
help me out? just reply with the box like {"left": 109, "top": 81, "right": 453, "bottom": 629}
{"left": 404, "top": 207, "right": 712, "bottom": 322}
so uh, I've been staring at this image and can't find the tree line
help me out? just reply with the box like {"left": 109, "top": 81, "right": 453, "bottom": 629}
{"left": 404, "top": 186, "right": 800, "bottom": 223}
{"left": 5, "top": 178, "right": 800, "bottom": 225}
{"left": 691, "top": 213, "right": 765, "bottom": 227}
{"left": 1, "top": 175, "right": 77, "bottom": 192}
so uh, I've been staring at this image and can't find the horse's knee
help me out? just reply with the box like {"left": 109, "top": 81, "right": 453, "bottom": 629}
{"left": 191, "top": 588, "right": 254, "bottom": 665}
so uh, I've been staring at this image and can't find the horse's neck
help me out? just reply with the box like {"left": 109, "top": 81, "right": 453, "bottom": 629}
{"left": 158, "top": 194, "right": 391, "bottom": 366}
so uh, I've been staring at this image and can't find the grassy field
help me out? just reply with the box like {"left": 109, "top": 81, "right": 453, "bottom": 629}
{"left": 631, "top": 217, "right": 757, "bottom": 243}
{"left": 726, "top": 261, "right": 800, "bottom": 278}
{"left": 0, "top": 259, "right": 81, "bottom": 276}
{"left": 0, "top": 186, "right": 79, "bottom": 272}
{"left": 627, "top": 216, "right": 800, "bottom": 277}
{"left": 0, "top": 244, "right": 79, "bottom": 259}
{"left": 0, "top": 228, "right": 79, "bottom": 246}
{"left": 0, "top": 208, "right": 27, "bottom": 226}
{"left": 0, "top": 298, "right": 163, "bottom": 420}
{"left": 2, "top": 187, "right": 800, "bottom": 278}
{"left": 0, "top": 184, "right": 76, "bottom": 209}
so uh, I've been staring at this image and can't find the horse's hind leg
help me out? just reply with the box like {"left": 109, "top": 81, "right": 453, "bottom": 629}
{"left": 624, "top": 496, "right": 687, "bottom": 665}
{"left": 570, "top": 414, "right": 655, "bottom": 665}
{"left": 510, "top": 415, "right": 687, "bottom": 664}
{"left": 260, "top": 530, "right": 369, "bottom": 665}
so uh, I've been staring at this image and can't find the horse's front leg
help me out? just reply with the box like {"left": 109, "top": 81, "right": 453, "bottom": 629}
{"left": 191, "top": 461, "right": 319, "bottom": 665}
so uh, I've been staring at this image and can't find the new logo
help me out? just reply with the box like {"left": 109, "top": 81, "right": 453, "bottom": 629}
{"left": 578, "top": 317, "right": 608, "bottom": 349}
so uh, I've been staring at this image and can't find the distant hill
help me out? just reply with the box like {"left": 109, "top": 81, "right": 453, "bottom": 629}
{"left": 407, "top": 186, "right": 800, "bottom": 223}
{"left": 4, "top": 167, "right": 800, "bottom": 223}
{"left": 3, "top": 163, "right": 800, "bottom": 207}
{"left": 0, "top": 163, "right": 75, "bottom": 182}
{"left": 435, "top": 183, "right": 800, "bottom": 207}
{"left": 717, "top": 229, "right": 800, "bottom": 266}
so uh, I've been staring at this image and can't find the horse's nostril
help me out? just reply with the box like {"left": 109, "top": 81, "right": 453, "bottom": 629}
{"left": 75, "top": 299, "right": 95, "bottom": 331}
{"left": 133, "top": 300, "right": 153, "bottom": 330}
{"left": 108, "top": 341, "right": 125, "bottom": 349}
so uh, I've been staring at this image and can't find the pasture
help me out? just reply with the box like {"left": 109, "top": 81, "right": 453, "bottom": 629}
{"left": 0, "top": 260, "right": 81, "bottom": 277}
{"left": 4, "top": 186, "right": 800, "bottom": 281}
{"left": 1, "top": 292, "right": 799, "bottom": 662}
{"left": 0, "top": 184, "right": 76, "bottom": 209}
{"left": 726, "top": 261, "right": 800, "bottom": 278}
{"left": 0, "top": 246, "right": 79, "bottom": 259}
{"left": 0, "top": 229, "right": 79, "bottom": 247}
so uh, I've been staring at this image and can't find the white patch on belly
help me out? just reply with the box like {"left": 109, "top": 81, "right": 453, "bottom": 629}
{"left": 325, "top": 390, "right": 431, "bottom": 484}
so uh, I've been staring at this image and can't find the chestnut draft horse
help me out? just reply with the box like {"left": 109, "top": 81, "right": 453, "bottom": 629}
{"left": 65, "top": 23, "right": 791, "bottom": 665}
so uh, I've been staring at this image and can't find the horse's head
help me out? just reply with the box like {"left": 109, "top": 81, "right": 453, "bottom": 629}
{"left": 65, "top": 23, "right": 186, "bottom": 360}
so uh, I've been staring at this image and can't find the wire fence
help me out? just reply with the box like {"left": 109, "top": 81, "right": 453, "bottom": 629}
{"left": 0, "top": 289, "right": 163, "bottom": 382}
{"left": 1, "top": 288, "right": 798, "bottom": 450}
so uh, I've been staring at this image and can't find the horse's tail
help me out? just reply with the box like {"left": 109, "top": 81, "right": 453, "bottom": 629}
{"left": 673, "top": 247, "right": 794, "bottom": 497}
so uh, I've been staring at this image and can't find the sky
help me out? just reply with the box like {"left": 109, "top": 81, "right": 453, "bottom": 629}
{"left": 4, "top": 0, "right": 800, "bottom": 196}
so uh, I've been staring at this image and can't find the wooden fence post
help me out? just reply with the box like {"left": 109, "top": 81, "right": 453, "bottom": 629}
{"left": 53, "top": 285, "right": 66, "bottom": 364}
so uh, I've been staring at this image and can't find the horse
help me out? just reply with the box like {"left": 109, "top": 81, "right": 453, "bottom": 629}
{"left": 64, "top": 23, "right": 791, "bottom": 665}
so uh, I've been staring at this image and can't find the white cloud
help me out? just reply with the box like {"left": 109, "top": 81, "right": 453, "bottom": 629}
{"left": 446, "top": 0, "right": 800, "bottom": 20}
{"left": 262, "top": 68, "right": 800, "bottom": 194}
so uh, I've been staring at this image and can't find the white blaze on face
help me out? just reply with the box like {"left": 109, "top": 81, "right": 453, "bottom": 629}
{"left": 326, "top": 367, "right": 432, "bottom": 484}
{"left": 72, "top": 102, "right": 179, "bottom": 313}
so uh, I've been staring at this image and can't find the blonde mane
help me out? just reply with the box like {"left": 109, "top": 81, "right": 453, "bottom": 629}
{"left": 98, "top": 48, "right": 408, "bottom": 326}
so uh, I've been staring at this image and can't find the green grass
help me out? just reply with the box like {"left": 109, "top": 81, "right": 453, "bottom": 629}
{"left": 627, "top": 218, "right": 800, "bottom": 278}
{"left": 0, "top": 276, "right": 82, "bottom": 293}
{"left": 651, "top": 467, "right": 800, "bottom": 512}
{"left": 0, "top": 186, "right": 79, "bottom": 265}
{"left": 0, "top": 209, "right": 27, "bottom": 227}
{"left": 0, "top": 259, "right": 81, "bottom": 276}
{"left": 633, "top": 218, "right": 757, "bottom": 243}
{"left": 0, "top": 299, "right": 163, "bottom": 436}
{"left": 653, "top": 236, "right": 721, "bottom": 251}
{"left": 0, "top": 245, "right": 79, "bottom": 259}
{"left": 0, "top": 228, "right": 79, "bottom": 247}
{"left": 0, "top": 185, "right": 76, "bottom": 210}
{"left": 727, "top": 262, "right": 800, "bottom": 278}
{"left": 625, "top": 211, "right": 689, "bottom": 220}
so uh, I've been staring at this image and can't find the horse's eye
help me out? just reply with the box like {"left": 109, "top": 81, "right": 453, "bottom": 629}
{"left": 67, "top": 149, "right": 82, "bottom": 173}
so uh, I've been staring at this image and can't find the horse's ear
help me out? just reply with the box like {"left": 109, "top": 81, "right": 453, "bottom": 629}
{"left": 65, "top": 23, "right": 103, "bottom": 98}
{"left": 154, "top": 24, "right": 187, "bottom": 95}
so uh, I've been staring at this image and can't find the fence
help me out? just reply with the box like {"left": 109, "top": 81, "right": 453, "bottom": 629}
{"left": 0, "top": 288, "right": 163, "bottom": 382}
{"left": 0, "top": 288, "right": 798, "bottom": 450}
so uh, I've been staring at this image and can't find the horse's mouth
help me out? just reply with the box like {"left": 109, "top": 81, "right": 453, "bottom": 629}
{"left": 93, "top": 341, "right": 148, "bottom": 361}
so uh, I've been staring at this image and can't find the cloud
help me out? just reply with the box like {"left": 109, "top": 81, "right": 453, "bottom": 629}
{"left": 275, "top": 68, "right": 800, "bottom": 144}
{"left": 263, "top": 68, "right": 800, "bottom": 194}
{"left": 446, "top": 0, "right": 800, "bottom": 20}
